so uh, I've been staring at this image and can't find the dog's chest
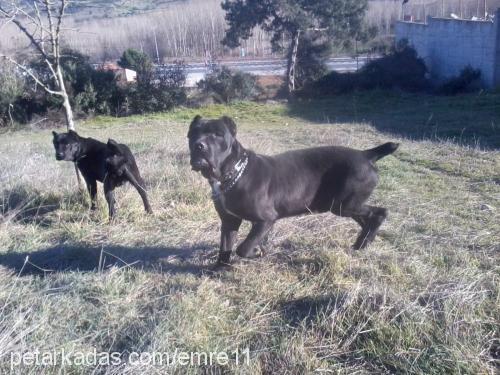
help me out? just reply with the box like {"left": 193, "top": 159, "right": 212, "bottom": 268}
{"left": 211, "top": 182, "right": 239, "bottom": 217}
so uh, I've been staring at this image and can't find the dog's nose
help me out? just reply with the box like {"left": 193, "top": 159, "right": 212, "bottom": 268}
{"left": 194, "top": 142, "right": 205, "bottom": 152}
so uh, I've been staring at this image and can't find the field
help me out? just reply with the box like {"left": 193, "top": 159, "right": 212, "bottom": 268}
{"left": 0, "top": 92, "right": 499, "bottom": 374}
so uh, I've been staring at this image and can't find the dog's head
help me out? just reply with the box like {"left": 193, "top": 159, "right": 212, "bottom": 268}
{"left": 52, "top": 130, "right": 81, "bottom": 161}
{"left": 187, "top": 115, "right": 238, "bottom": 179}
{"left": 105, "top": 139, "right": 127, "bottom": 176}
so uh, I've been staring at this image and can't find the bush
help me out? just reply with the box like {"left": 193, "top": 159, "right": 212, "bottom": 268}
{"left": 302, "top": 40, "right": 430, "bottom": 97}
{"left": 118, "top": 48, "right": 153, "bottom": 80}
{"left": 437, "top": 66, "right": 481, "bottom": 95}
{"left": 125, "top": 61, "right": 187, "bottom": 115}
{"left": 0, "top": 65, "right": 25, "bottom": 126}
{"left": 358, "top": 40, "right": 429, "bottom": 91}
{"left": 197, "top": 66, "right": 260, "bottom": 103}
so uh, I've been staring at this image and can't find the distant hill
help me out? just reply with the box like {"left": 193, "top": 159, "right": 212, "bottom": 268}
{"left": 19, "top": 0, "right": 189, "bottom": 19}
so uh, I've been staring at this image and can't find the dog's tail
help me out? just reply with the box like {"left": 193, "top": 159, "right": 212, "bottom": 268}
{"left": 363, "top": 142, "right": 399, "bottom": 162}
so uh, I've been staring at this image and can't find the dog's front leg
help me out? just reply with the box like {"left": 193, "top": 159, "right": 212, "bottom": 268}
{"left": 83, "top": 176, "right": 97, "bottom": 210}
{"left": 236, "top": 221, "right": 274, "bottom": 258}
{"left": 218, "top": 216, "right": 242, "bottom": 264}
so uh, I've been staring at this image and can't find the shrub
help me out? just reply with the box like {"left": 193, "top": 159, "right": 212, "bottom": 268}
{"left": 302, "top": 40, "right": 430, "bottom": 97}
{"left": 0, "top": 65, "right": 24, "bottom": 126}
{"left": 358, "top": 40, "right": 429, "bottom": 91}
{"left": 437, "top": 66, "right": 481, "bottom": 95}
{"left": 125, "top": 61, "right": 187, "bottom": 115}
{"left": 197, "top": 66, "right": 260, "bottom": 103}
{"left": 118, "top": 48, "right": 153, "bottom": 81}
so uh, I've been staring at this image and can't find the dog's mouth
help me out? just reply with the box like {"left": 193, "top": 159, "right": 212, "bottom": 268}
{"left": 55, "top": 153, "right": 64, "bottom": 161}
{"left": 190, "top": 157, "right": 211, "bottom": 172}
{"left": 191, "top": 157, "right": 221, "bottom": 180}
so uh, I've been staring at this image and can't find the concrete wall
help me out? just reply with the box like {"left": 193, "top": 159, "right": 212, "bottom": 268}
{"left": 395, "top": 9, "right": 500, "bottom": 88}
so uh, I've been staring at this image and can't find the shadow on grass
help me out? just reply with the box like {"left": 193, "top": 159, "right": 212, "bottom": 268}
{"left": 281, "top": 294, "right": 348, "bottom": 328}
{"left": 0, "top": 186, "right": 62, "bottom": 225}
{"left": 287, "top": 92, "right": 500, "bottom": 149}
{"left": 0, "top": 185, "right": 93, "bottom": 226}
{"left": 0, "top": 243, "right": 216, "bottom": 276}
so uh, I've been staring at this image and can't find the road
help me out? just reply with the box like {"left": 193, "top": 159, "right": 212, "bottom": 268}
{"left": 157, "top": 56, "right": 377, "bottom": 87}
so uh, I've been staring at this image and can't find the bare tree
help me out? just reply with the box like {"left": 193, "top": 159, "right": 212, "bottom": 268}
{"left": 0, "top": 0, "right": 75, "bottom": 130}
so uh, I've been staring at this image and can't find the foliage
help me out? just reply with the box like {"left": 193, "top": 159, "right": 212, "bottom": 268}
{"left": 118, "top": 48, "right": 153, "bottom": 80}
{"left": 125, "top": 61, "right": 187, "bottom": 114}
{"left": 437, "top": 66, "right": 482, "bottom": 95}
{"left": 221, "top": 0, "right": 369, "bottom": 92}
{"left": 8, "top": 49, "right": 187, "bottom": 123}
{"left": 303, "top": 42, "right": 430, "bottom": 96}
{"left": 0, "top": 65, "right": 25, "bottom": 126}
{"left": 197, "top": 66, "right": 260, "bottom": 103}
{"left": 293, "top": 33, "right": 331, "bottom": 90}
{"left": 358, "top": 40, "right": 429, "bottom": 91}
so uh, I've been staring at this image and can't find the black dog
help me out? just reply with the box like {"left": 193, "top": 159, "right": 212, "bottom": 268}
{"left": 52, "top": 130, "right": 152, "bottom": 219}
{"left": 188, "top": 115, "right": 399, "bottom": 264}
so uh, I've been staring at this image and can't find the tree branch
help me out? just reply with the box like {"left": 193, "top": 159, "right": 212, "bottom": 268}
{"left": 1, "top": 55, "right": 62, "bottom": 96}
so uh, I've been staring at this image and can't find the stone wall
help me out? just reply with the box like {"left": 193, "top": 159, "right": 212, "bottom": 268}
{"left": 395, "top": 9, "right": 500, "bottom": 88}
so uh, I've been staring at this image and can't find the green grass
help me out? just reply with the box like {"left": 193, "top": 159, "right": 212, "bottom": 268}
{"left": 0, "top": 94, "right": 499, "bottom": 374}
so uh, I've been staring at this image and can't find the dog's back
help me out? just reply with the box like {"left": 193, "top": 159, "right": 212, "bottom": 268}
{"left": 75, "top": 137, "right": 109, "bottom": 182}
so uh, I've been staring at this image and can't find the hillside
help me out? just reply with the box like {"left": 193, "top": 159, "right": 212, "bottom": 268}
{"left": 0, "top": 94, "right": 498, "bottom": 373}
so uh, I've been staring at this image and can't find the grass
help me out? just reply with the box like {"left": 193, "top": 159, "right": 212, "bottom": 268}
{"left": 0, "top": 94, "right": 499, "bottom": 374}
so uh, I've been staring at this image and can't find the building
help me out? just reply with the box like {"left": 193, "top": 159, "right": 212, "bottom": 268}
{"left": 96, "top": 62, "right": 137, "bottom": 86}
{"left": 395, "top": 9, "right": 500, "bottom": 88}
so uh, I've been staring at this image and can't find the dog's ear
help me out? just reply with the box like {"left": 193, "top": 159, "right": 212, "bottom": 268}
{"left": 188, "top": 115, "right": 202, "bottom": 138}
{"left": 221, "top": 116, "right": 237, "bottom": 137}
{"left": 52, "top": 131, "right": 58, "bottom": 138}
{"left": 107, "top": 138, "right": 122, "bottom": 154}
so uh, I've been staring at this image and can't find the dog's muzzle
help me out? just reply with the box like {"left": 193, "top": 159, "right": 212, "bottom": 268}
{"left": 190, "top": 158, "right": 210, "bottom": 171}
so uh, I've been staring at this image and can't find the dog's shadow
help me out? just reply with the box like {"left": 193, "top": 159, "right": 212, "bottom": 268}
{"left": 0, "top": 243, "right": 216, "bottom": 277}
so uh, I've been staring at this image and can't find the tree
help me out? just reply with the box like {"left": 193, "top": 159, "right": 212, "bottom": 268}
{"left": 118, "top": 48, "right": 153, "bottom": 81}
{"left": 221, "top": 0, "right": 369, "bottom": 94}
{"left": 0, "top": 0, "right": 76, "bottom": 130}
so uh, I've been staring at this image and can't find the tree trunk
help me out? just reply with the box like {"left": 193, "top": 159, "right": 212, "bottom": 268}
{"left": 56, "top": 67, "right": 75, "bottom": 131}
{"left": 56, "top": 65, "right": 81, "bottom": 186}
{"left": 287, "top": 29, "right": 301, "bottom": 95}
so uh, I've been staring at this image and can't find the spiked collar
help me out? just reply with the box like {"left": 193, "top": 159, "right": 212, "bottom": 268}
{"left": 212, "top": 152, "right": 249, "bottom": 199}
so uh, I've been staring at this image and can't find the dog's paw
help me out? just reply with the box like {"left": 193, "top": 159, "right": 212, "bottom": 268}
{"left": 236, "top": 246, "right": 264, "bottom": 259}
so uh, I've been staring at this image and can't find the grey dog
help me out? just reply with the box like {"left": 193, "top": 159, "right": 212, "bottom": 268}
{"left": 188, "top": 115, "right": 399, "bottom": 265}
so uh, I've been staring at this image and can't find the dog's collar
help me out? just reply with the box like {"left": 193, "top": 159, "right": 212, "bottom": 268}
{"left": 212, "top": 153, "right": 249, "bottom": 199}
{"left": 75, "top": 154, "right": 87, "bottom": 162}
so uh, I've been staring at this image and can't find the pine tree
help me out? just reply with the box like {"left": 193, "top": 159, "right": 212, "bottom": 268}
{"left": 222, "top": 0, "right": 368, "bottom": 94}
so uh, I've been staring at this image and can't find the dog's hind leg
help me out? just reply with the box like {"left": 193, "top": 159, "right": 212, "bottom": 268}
{"left": 104, "top": 178, "right": 117, "bottom": 220}
{"left": 236, "top": 220, "right": 275, "bottom": 258}
{"left": 331, "top": 192, "right": 387, "bottom": 249}
{"left": 351, "top": 206, "right": 387, "bottom": 249}
{"left": 335, "top": 204, "right": 387, "bottom": 250}
{"left": 124, "top": 167, "right": 153, "bottom": 214}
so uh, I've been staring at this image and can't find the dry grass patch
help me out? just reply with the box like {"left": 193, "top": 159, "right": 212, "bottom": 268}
{"left": 0, "top": 99, "right": 498, "bottom": 374}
